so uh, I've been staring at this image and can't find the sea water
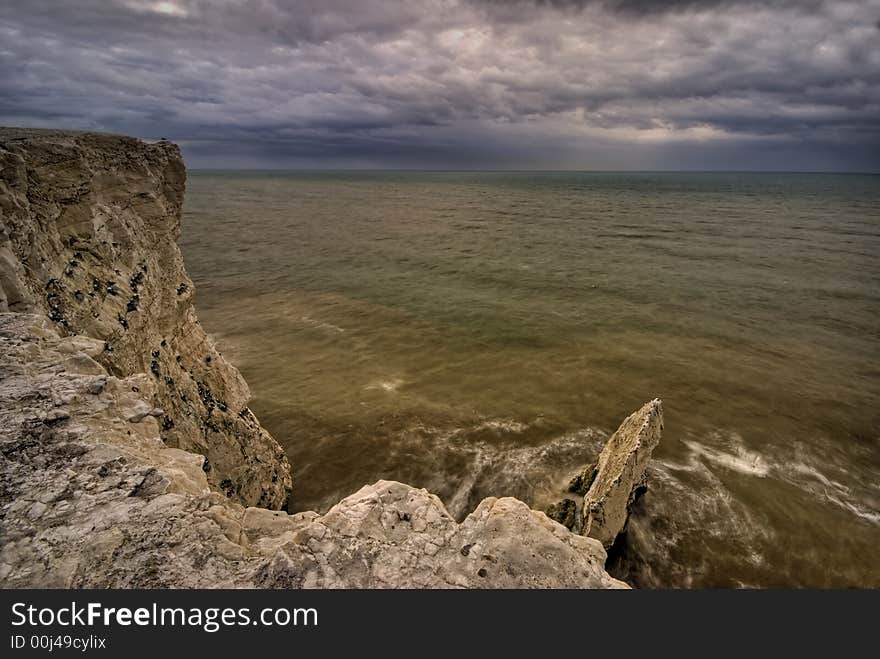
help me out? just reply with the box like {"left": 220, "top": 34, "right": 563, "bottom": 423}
{"left": 180, "top": 171, "right": 880, "bottom": 588}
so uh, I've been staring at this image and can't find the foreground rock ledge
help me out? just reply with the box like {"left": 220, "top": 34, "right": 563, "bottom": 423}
{"left": 0, "top": 312, "right": 626, "bottom": 588}
{"left": 0, "top": 129, "right": 637, "bottom": 588}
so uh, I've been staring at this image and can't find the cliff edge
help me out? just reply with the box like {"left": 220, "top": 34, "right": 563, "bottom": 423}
{"left": 0, "top": 129, "right": 654, "bottom": 588}
{"left": 0, "top": 128, "right": 290, "bottom": 508}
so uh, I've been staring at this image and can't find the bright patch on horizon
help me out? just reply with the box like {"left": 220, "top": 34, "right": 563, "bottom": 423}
{"left": 124, "top": 1, "right": 189, "bottom": 17}
{"left": 152, "top": 2, "right": 188, "bottom": 17}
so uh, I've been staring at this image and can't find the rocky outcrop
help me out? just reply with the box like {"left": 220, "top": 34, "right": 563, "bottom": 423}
{"left": 581, "top": 399, "right": 663, "bottom": 549}
{"left": 0, "top": 128, "right": 290, "bottom": 508}
{"left": 0, "top": 128, "right": 653, "bottom": 588}
{"left": 0, "top": 312, "right": 624, "bottom": 588}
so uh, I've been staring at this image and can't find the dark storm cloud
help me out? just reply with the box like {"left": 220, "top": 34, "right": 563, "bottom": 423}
{"left": 1, "top": 0, "right": 878, "bottom": 169}
{"left": 497, "top": 0, "right": 825, "bottom": 13}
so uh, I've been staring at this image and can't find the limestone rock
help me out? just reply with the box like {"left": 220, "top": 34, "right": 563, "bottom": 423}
{"left": 264, "top": 481, "right": 627, "bottom": 588}
{"left": 0, "top": 303, "right": 629, "bottom": 588}
{"left": 582, "top": 398, "right": 663, "bottom": 549}
{"left": 0, "top": 128, "right": 291, "bottom": 508}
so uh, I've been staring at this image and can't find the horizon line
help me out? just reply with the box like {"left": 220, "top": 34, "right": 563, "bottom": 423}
{"left": 186, "top": 167, "right": 880, "bottom": 175}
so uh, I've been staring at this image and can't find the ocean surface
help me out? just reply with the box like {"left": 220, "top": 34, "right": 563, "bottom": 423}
{"left": 180, "top": 171, "right": 880, "bottom": 588}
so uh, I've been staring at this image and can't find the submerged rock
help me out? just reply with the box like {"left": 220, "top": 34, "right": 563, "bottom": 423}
{"left": 582, "top": 399, "right": 663, "bottom": 549}
{"left": 568, "top": 463, "right": 598, "bottom": 496}
{"left": 545, "top": 498, "right": 578, "bottom": 530}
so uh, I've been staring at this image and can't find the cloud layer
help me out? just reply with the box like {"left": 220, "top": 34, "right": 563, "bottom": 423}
{"left": 1, "top": 0, "right": 879, "bottom": 169}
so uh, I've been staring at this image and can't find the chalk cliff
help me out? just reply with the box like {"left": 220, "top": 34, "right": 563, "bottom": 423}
{"left": 0, "top": 128, "right": 290, "bottom": 509}
{"left": 0, "top": 129, "right": 656, "bottom": 588}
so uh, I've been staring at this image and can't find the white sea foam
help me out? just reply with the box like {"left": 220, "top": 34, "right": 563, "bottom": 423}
{"left": 788, "top": 462, "right": 850, "bottom": 494}
{"left": 365, "top": 378, "right": 404, "bottom": 392}
{"left": 299, "top": 314, "right": 344, "bottom": 334}
{"left": 473, "top": 419, "right": 529, "bottom": 433}
{"left": 823, "top": 494, "right": 880, "bottom": 524}
{"left": 397, "top": 420, "right": 606, "bottom": 519}
{"left": 677, "top": 434, "right": 879, "bottom": 527}
{"left": 681, "top": 438, "right": 771, "bottom": 477}
{"left": 781, "top": 461, "right": 878, "bottom": 525}
{"left": 747, "top": 551, "right": 765, "bottom": 566}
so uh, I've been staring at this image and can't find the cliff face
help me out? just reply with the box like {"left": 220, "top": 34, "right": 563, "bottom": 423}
{"left": 0, "top": 129, "right": 290, "bottom": 509}
{"left": 0, "top": 128, "right": 655, "bottom": 589}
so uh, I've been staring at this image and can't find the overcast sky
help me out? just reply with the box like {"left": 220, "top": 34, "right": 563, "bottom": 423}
{"left": 1, "top": 0, "right": 879, "bottom": 170}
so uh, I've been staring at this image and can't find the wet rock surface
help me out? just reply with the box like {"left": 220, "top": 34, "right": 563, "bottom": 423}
{"left": 581, "top": 399, "right": 663, "bottom": 549}
{"left": 545, "top": 498, "right": 577, "bottom": 530}
{"left": 568, "top": 463, "right": 598, "bottom": 496}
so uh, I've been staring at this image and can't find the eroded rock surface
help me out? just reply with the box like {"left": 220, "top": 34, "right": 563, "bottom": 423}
{"left": 0, "top": 312, "right": 625, "bottom": 588}
{"left": 582, "top": 399, "right": 663, "bottom": 549}
{"left": 0, "top": 128, "right": 290, "bottom": 508}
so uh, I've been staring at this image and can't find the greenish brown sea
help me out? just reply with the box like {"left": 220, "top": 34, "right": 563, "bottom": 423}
{"left": 180, "top": 171, "right": 880, "bottom": 588}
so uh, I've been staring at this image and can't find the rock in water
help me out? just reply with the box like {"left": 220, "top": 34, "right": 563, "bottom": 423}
{"left": 567, "top": 463, "right": 598, "bottom": 495}
{"left": 582, "top": 399, "right": 663, "bottom": 549}
{"left": 545, "top": 499, "right": 578, "bottom": 530}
